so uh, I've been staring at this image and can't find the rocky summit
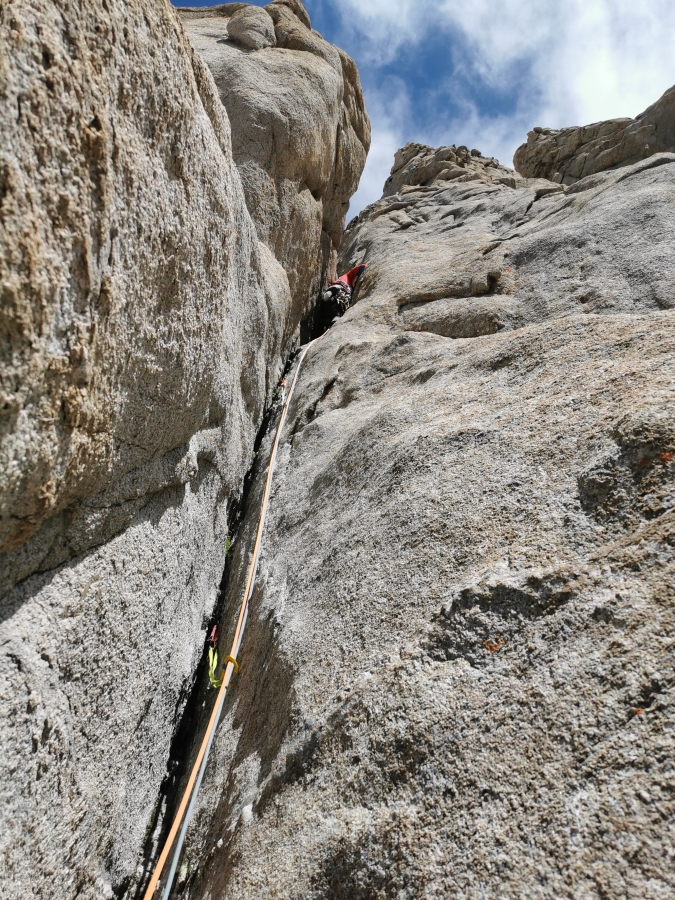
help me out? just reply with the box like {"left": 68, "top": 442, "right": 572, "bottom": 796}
{"left": 0, "top": 2, "right": 673, "bottom": 899}
{"left": 514, "top": 84, "right": 675, "bottom": 184}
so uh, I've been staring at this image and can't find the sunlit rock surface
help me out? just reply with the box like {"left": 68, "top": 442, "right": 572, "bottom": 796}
{"left": 178, "top": 1, "right": 370, "bottom": 315}
{"left": 177, "top": 130, "right": 675, "bottom": 898}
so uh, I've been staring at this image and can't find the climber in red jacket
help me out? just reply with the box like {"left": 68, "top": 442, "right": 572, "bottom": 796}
{"left": 321, "top": 263, "right": 367, "bottom": 320}
{"left": 336, "top": 263, "right": 367, "bottom": 292}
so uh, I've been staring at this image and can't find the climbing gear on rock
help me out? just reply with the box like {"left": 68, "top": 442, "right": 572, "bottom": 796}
{"left": 210, "top": 650, "right": 239, "bottom": 688}
{"left": 208, "top": 648, "right": 223, "bottom": 689}
{"left": 322, "top": 281, "right": 352, "bottom": 315}
{"left": 142, "top": 333, "right": 324, "bottom": 900}
{"left": 207, "top": 626, "right": 223, "bottom": 688}
{"left": 222, "top": 655, "right": 239, "bottom": 675}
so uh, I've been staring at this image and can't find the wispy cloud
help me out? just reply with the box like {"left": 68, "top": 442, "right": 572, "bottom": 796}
{"left": 334, "top": 0, "right": 675, "bottom": 213}
{"left": 433, "top": 0, "right": 675, "bottom": 123}
{"left": 347, "top": 78, "right": 413, "bottom": 220}
{"left": 174, "top": 1, "right": 675, "bottom": 215}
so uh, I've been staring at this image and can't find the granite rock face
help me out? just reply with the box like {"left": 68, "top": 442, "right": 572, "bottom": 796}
{"left": 514, "top": 84, "right": 675, "bottom": 184}
{"left": 0, "top": 1, "right": 366, "bottom": 897}
{"left": 178, "top": 2, "right": 370, "bottom": 317}
{"left": 174, "top": 134, "right": 675, "bottom": 895}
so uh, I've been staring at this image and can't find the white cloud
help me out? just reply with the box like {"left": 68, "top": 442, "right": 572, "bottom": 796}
{"left": 347, "top": 120, "right": 400, "bottom": 220}
{"left": 439, "top": 0, "right": 675, "bottom": 124}
{"left": 330, "top": 0, "right": 426, "bottom": 64}
{"left": 340, "top": 0, "right": 675, "bottom": 214}
{"left": 346, "top": 76, "right": 414, "bottom": 218}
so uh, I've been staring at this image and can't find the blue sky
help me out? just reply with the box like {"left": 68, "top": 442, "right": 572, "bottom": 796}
{"left": 174, "top": 1, "right": 675, "bottom": 215}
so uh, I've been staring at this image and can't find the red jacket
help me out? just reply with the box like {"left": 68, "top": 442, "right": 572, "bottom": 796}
{"left": 336, "top": 264, "right": 366, "bottom": 290}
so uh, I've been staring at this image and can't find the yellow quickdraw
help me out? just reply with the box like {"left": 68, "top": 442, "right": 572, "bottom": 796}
{"left": 208, "top": 647, "right": 223, "bottom": 689}
{"left": 223, "top": 655, "right": 239, "bottom": 675}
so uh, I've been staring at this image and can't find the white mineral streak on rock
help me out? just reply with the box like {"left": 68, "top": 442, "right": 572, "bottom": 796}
{"left": 177, "top": 110, "right": 675, "bottom": 897}
{"left": 0, "top": 0, "right": 367, "bottom": 896}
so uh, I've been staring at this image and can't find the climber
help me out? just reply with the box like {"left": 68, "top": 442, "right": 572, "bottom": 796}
{"left": 336, "top": 262, "right": 367, "bottom": 295}
{"left": 319, "top": 263, "right": 367, "bottom": 327}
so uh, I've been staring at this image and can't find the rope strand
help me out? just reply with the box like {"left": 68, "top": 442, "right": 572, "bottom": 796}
{"left": 142, "top": 335, "right": 322, "bottom": 899}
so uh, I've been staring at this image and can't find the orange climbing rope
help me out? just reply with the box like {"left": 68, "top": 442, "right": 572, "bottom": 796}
{"left": 142, "top": 335, "right": 322, "bottom": 899}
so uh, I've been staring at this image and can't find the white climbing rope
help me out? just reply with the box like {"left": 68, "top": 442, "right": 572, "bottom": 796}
{"left": 143, "top": 334, "right": 322, "bottom": 899}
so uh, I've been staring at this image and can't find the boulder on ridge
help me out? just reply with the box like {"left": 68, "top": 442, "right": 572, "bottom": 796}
{"left": 514, "top": 84, "right": 675, "bottom": 184}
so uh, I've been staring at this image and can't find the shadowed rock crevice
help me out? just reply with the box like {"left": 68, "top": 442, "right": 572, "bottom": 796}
{"left": 176, "top": 604, "right": 298, "bottom": 899}
{"left": 130, "top": 387, "right": 291, "bottom": 899}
